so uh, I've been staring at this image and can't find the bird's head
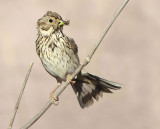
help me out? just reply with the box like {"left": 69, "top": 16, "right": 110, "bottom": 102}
{"left": 37, "top": 11, "right": 69, "bottom": 36}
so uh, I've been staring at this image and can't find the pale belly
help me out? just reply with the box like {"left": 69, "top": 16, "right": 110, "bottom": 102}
{"left": 40, "top": 46, "right": 79, "bottom": 81}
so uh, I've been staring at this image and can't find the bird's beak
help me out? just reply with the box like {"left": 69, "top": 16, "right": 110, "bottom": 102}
{"left": 59, "top": 20, "right": 70, "bottom": 26}
{"left": 59, "top": 21, "right": 65, "bottom": 26}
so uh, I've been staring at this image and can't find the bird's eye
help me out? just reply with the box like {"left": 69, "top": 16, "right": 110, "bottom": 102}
{"left": 49, "top": 19, "right": 53, "bottom": 23}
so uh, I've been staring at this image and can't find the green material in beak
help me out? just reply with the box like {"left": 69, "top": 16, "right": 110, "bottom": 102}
{"left": 59, "top": 21, "right": 64, "bottom": 26}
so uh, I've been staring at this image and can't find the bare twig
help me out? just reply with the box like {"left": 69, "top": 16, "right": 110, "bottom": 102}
{"left": 20, "top": 0, "right": 129, "bottom": 129}
{"left": 8, "top": 63, "right": 34, "bottom": 129}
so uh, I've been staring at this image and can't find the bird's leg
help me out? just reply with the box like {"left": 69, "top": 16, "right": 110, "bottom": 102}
{"left": 49, "top": 83, "right": 61, "bottom": 106}
{"left": 66, "top": 74, "right": 75, "bottom": 85}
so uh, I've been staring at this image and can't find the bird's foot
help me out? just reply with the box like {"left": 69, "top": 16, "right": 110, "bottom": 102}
{"left": 66, "top": 74, "right": 75, "bottom": 85}
{"left": 49, "top": 83, "right": 61, "bottom": 106}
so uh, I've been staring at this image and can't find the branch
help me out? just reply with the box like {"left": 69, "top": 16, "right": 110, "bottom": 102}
{"left": 20, "top": 0, "right": 129, "bottom": 128}
{"left": 8, "top": 63, "right": 34, "bottom": 129}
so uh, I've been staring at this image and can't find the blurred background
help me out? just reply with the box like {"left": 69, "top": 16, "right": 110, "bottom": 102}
{"left": 0, "top": 0, "right": 160, "bottom": 129}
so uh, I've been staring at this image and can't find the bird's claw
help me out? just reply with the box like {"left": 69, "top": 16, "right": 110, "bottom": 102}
{"left": 66, "top": 74, "right": 75, "bottom": 85}
{"left": 49, "top": 92, "right": 59, "bottom": 106}
{"left": 49, "top": 91, "right": 59, "bottom": 106}
{"left": 49, "top": 83, "right": 61, "bottom": 106}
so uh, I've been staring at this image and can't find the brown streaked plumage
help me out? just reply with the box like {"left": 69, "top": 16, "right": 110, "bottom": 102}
{"left": 36, "top": 11, "right": 121, "bottom": 108}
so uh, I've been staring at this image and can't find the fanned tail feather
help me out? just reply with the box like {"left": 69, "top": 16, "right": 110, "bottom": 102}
{"left": 72, "top": 72, "right": 121, "bottom": 108}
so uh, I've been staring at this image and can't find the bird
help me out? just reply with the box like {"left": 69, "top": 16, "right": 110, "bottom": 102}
{"left": 36, "top": 11, "right": 121, "bottom": 108}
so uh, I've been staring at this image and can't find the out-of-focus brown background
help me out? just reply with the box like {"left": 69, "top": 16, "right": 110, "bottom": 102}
{"left": 1, "top": 0, "right": 159, "bottom": 129}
